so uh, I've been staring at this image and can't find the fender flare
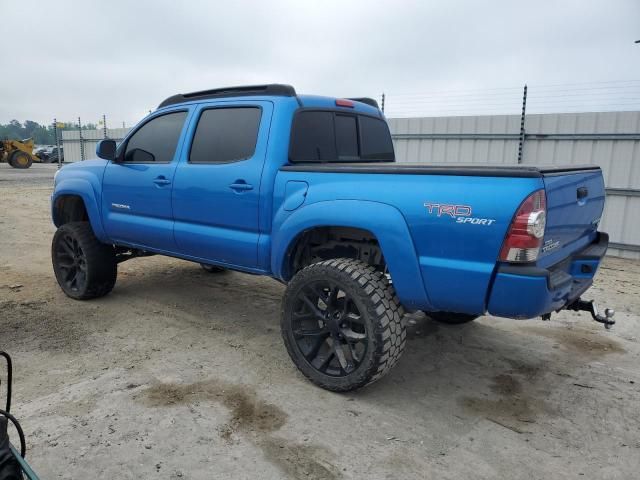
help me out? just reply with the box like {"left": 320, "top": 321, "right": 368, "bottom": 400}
{"left": 271, "top": 199, "right": 433, "bottom": 310}
{"left": 52, "top": 178, "right": 108, "bottom": 242}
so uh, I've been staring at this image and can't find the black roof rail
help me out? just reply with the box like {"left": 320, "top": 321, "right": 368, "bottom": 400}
{"left": 348, "top": 97, "right": 379, "bottom": 109}
{"left": 158, "top": 84, "right": 297, "bottom": 109}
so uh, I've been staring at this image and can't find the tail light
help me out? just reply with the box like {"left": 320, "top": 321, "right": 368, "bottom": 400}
{"left": 335, "top": 99, "right": 354, "bottom": 108}
{"left": 499, "top": 189, "right": 547, "bottom": 263}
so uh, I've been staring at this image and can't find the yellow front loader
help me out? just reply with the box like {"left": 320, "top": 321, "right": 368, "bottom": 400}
{"left": 0, "top": 139, "right": 38, "bottom": 169}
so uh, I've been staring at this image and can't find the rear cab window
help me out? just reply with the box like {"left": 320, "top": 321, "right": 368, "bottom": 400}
{"left": 289, "top": 110, "right": 394, "bottom": 163}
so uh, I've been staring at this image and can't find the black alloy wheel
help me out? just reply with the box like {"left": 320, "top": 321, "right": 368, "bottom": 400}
{"left": 55, "top": 233, "right": 88, "bottom": 293}
{"left": 51, "top": 222, "right": 117, "bottom": 300}
{"left": 282, "top": 258, "right": 406, "bottom": 392}
{"left": 291, "top": 279, "right": 368, "bottom": 377}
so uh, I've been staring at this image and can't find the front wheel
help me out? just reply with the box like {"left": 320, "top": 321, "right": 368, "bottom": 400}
{"left": 8, "top": 151, "right": 32, "bottom": 169}
{"left": 281, "top": 258, "right": 406, "bottom": 392}
{"left": 52, "top": 222, "right": 117, "bottom": 300}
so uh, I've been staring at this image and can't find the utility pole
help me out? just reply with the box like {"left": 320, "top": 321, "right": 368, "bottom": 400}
{"left": 381, "top": 93, "right": 385, "bottom": 113}
{"left": 102, "top": 114, "right": 107, "bottom": 139}
{"left": 53, "top": 118, "right": 62, "bottom": 170}
{"left": 517, "top": 84, "right": 527, "bottom": 164}
{"left": 78, "top": 117, "right": 84, "bottom": 161}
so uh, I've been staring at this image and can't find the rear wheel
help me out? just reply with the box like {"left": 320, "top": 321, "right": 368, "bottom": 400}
{"left": 52, "top": 222, "right": 117, "bottom": 300}
{"left": 428, "top": 311, "right": 477, "bottom": 324}
{"left": 8, "top": 151, "right": 32, "bottom": 169}
{"left": 281, "top": 258, "right": 406, "bottom": 392}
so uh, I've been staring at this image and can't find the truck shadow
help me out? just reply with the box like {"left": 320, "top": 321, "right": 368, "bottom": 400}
{"left": 108, "top": 259, "right": 626, "bottom": 434}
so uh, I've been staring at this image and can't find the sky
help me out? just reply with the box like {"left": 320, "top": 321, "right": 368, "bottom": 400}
{"left": 1, "top": 0, "right": 640, "bottom": 125}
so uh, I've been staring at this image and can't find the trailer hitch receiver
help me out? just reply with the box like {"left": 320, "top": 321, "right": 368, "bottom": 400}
{"left": 567, "top": 299, "right": 615, "bottom": 329}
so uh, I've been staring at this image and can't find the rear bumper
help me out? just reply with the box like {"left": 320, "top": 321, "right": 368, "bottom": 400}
{"left": 487, "top": 232, "right": 608, "bottom": 319}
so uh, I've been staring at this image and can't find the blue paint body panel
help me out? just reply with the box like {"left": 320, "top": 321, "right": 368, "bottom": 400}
{"left": 51, "top": 92, "right": 608, "bottom": 320}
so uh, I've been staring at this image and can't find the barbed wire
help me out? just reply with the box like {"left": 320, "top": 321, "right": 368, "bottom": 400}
{"left": 383, "top": 81, "right": 640, "bottom": 118}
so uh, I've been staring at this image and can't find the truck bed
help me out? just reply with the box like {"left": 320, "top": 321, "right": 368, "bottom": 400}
{"left": 281, "top": 162, "right": 600, "bottom": 178}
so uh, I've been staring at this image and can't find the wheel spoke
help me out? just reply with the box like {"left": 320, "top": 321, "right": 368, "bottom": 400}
{"left": 306, "top": 334, "right": 329, "bottom": 361}
{"left": 292, "top": 311, "right": 316, "bottom": 321}
{"left": 69, "top": 271, "right": 79, "bottom": 289}
{"left": 56, "top": 259, "right": 74, "bottom": 268}
{"left": 333, "top": 341, "right": 356, "bottom": 373}
{"left": 341, "top": 297, "right": 351, "bottom": 317}
{"left": 345, "top": 312, "right": 364, "bottom": 324}
{"left": 312, "top": 349, "right": 335, "bottom": 372}
{"left": 60, "top": 240, "right": 74, "bottom": 256}
{"left": 64, "top": 267, "right": 76, "bottom": 283}
{"left": 294, "top": 327, "right": 329, "bottom": 337}
{"left": 341, "top": 327, "right": 367, "bottom": 342}
{"left": 65, "top": 236, "right": 77, "bottom": 253}
{"left": 327, "top": 285, "right": 339, "bottom": 308}
{"left": 301, "top": 294, "right": 325, "bottom": 319}
{"left": 75, "top": 270, "right": 86, "bottom": 289}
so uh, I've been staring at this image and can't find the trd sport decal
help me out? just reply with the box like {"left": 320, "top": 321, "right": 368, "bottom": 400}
{"left": 424, "top": 202, "right": 496, "bottom": 226}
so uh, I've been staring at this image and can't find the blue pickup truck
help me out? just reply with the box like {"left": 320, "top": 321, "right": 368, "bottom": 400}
{"left": 51, "top": 84, "right": 612, "bottom": 391}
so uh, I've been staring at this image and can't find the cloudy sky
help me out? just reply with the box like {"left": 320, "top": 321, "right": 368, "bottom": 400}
{"left": 2, "top": 0, "right": 639, "bottom": 125}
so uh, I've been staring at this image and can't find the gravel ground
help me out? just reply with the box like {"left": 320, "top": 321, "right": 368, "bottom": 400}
{"left": 1, "top": 163, "right": 639, "bottom": 479}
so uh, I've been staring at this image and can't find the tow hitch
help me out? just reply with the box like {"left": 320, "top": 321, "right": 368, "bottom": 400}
{"left": 567, "top": 299, "right": 616, "bottom": 329}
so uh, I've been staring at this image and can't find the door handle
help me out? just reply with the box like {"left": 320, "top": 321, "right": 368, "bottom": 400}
{"left": 153, "top": 176, "right": 171, "bottom": 186}
{"left": 229, "top": 182, "right": 253, "bottom": 192}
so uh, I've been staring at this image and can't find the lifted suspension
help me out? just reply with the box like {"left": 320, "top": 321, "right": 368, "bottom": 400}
{"left": 566, "top": 299, "right": 616, "bottom": 329}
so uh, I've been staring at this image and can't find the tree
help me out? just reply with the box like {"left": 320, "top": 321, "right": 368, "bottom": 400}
{"left": 0, "top": 119, "right": 104, "bottom": 144}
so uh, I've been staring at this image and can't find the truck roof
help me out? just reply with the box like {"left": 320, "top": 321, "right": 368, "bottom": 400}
{"left": 157, "top": 84, "right": 381, "bottom": 116}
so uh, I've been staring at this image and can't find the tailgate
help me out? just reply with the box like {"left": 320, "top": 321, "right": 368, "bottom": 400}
{"left": 538, "top": 167, "right": 605, "bottom": 267}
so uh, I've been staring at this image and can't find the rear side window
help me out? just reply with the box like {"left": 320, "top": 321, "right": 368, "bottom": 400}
{"left": 289, "top": 110, "right": 394, "bottom": 163}
{"left": 124, "top": 111, "right": 187, "bottom": 163}
{"left": 288, "top": 111, "right": 336, "bottom": 161}
{"left": 190, "top": 107, "right": 261, "bottom": 163}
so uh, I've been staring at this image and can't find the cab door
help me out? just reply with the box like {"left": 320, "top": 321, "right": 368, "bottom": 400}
{"left": 101, "top": 110, "right": 189, "bottom": 252}
{"left": 171, "top": 101, "right": 272, "bottom": 268}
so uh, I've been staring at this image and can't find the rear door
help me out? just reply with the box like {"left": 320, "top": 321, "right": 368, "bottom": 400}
{"left": 171, "top": 101, "right": 273, "bottom": 268}
{"left": 539, "top": 167, "right": 605, "bottom": 266}
{"left": 101, "top": 110, "right": 189, "bottom": 251}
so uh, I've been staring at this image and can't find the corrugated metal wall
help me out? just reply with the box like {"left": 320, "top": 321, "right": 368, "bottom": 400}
{"left": 388, "top": 111, "right": 640, "bottom": 259}
{"left": 61, "top": 128, "right": 129, "bottom": 163}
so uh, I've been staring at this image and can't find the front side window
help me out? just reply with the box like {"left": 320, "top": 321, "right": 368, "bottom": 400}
{"left": 123, "top": 111, "right": 187, "bottom": 163}
{"left": 190, "top": 107, "right": 261, "bottom": 164}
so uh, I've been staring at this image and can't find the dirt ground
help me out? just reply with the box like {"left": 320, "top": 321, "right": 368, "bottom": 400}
{"left": 1, "top": 163, "right": 639, "bottom": 479}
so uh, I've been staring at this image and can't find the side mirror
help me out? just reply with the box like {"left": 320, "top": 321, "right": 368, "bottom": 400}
{"left": 96, "top": 139, "right": 117, "bottom": 161}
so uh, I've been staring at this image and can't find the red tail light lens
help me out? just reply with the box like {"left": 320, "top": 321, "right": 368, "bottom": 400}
{"left": 499, "top": 189, "right": 547, "bottom": 263}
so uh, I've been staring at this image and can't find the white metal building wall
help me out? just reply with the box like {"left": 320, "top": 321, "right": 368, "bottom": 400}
{"left": 61, "top": 128, "right": 130, "bottom": 163}
{"left": 388, "top": 111, "right": 640, "bottom": 259}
